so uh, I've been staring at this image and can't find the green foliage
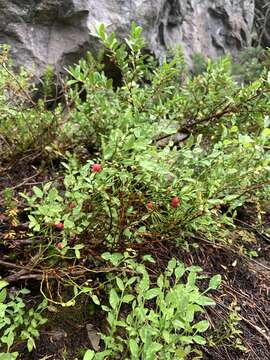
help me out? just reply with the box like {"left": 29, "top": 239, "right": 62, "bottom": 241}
{"left": 0, "top": 352, "right": 18, "bottom": 360}
{"left": 0, "top": 46, "right": 62, "bottom": 160}
{"left": 192, "top": 47, "right": 270, "bottom": 84}
{"left": 61, "top": 23, "right": 185, "bottom": 152}
{"left": 232, "top": 46, "right": 270, "bottom": 83}
{"left": 1, "top": 23, "right": 270, "bottom": 359}
{"left": 208, "top": 302, "right": 247, "bottom": 352}
{"left": 2, "top": 188, "right": 16, "bottom": 210}
{"left": 84, "top": 254, "right": 220, "bottom": 360}
{"left": 16, "top": 23, "right": 270, "bottom": 256}
{"left": 22, "top": 112, "right": 270, "bottom": 249}
{"left": 0, "top": 280, "right": 47, "bottom": 353}
{"left": 191, "top": 53, "right": 208, "bottom": 76}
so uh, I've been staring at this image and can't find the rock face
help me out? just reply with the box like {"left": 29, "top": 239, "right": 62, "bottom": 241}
{"left": 254, "top": 0, "right": 270, "bottom": 47}
{"left": 0, "top": 0, "right": 259, "bottom": 76}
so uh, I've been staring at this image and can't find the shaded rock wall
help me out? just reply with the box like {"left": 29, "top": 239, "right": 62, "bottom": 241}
{"left": 0, "top": 0, "right": 262, "bottom": 76}
{"left": 254, "top": 0, "right": 270, "bottom": 47}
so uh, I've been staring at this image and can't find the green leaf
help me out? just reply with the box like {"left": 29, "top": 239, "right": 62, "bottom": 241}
{"left": 193, "top": 335, "right": 206, "bottom": 345}
{"left": 137, "top": 271, "right": 149, "bottom": 292}
{"left": 193, "top": 320, "right": 209, "bottom": 333}
{"left": 102, "top": 252, "right": 123, "bottom": 266}
{"left": 107, "top": 312, "right": 116, "bottom": 328}
{"left": 186, "top": 266, "right": 202, "bottom": 273}
{"left": 267, "top": 71, "right": 270, "bottom": 84}
{"left": 126, "top": 277, "right": 137, "bottom": 286}
{"left": 0, "top": 280, "right": 8, "bottom": 292}
{"left": 2, "top": 330, "right": 14, "bottom": 349}
{"left": 262, "top": 128, "right": 270, "bottom": 137}
{"left": 43, "top": 181, "right": 52, "bottom": 193}
{"left": 27, "top": 337, "right": 35, "bottom": 352}
{"left": 0, "top": 353, "right": 19, "bottom": 360}
{"left": 20, "top": 288, "right": 31, "bottom": 295}
{"left": 32, "top": 186, "right": 43, "bottom": 198}
{"left": 75, "top": 248, "right": 81, "bottom": 259}
{"left": 96, "top": 23, "right": 106, "bottom": 41}
{"left": 116, "top": 320, "right": 127, "bottom": 327}
{"left": 101, "top": 305, "right": 110, "bottom": 312}
{"left": 109, "top": 289, "right": 120, "bottom": 310}
{"left": 61, "top": 299, "right": 76, "bottom": 307}
{"left": 157, "top": 275, "right": 164, "bottom": 289}
{"left": 83, "top": 350, "right": 95, "bottom": 360}
{"left": 179, "top": 336, "right": 193, "bottom": 345}
{"left": 175, "top": 263, "right": 185, "bottom": 280}
{"left": 208, "top": 274, "right": 222, "bottom": 290}
{"left": 139, "top": 326, "right": 151, "bottom": 343}
{"left": 186, "top": 304, "right": 196, "bottom": 322}
{"left": 173, "top": 319, "right": 185, "bottom": 330}
{"left": 91, "top": 295, "right": 100, "bottom": 306}
{"left": 28, "top": 215, "right": 40, "bottom": 231}
{"left": 187, "top": 271, "right": 197, "bottom": 287}
{"left": 122, "top": 295, "right": 135, "bottom": 303}
{"left": 144, "top": 288, "right": 160, "bottom": 300}
{"left": 167, "top": 258, "right": 177, "bottom": 272}
{"left": 64, "top": 218, "right": 75, "bottom": 229}
{"left": 116, "top": 277, "right": 125, "bottom": 291}
{"left": 129, "top": 339, "right": 139, "bottom": 357}
{"left": 196, "top": 295, "right": 215, "bottom": 306}
{"left": 72, "top": 243, "right": 83, "bottom": 258}
{"left": 162, "top": 330, "right": 171, "bottom": 344}
{"left": 0, "top": 289, "right": 7, "bottom": 303}
{"left": 150, "top": 342, "right": 163, "bottom": 354}
{"left": 142, "top": 255, "right": 155, "bottom": 263}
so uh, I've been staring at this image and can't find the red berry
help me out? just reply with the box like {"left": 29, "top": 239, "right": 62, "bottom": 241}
{"left": 68, "top": 202, "right": 76, "bottom": 209}
{"left": 56, "top": 242, "right": 64, "bottom": 250}
{"left": 55, "top": 222, "right": 64, "bottom": 231}
{"left": 171, "top": 196, "right": 180, "bottom": 208}
{"left": 92, "top": 163, "right": 102, "bottom": 173}
{"left": 146, "top": 202, "right": 154, "bottom": 210}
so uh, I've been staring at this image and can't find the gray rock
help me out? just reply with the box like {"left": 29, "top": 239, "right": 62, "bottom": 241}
{"left": 254, "top": 0, "right": 270, "bottom": 47}
{"left": 0, "top": 1, "right": 258, "bottom": 76}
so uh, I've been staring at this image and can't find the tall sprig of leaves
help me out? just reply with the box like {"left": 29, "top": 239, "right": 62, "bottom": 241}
{"left": 0, "top": 46, "right": 61, "bottom": 161}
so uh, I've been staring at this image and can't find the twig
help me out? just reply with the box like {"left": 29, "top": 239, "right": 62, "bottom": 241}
{"left": 0, "top": 63, "right": 36, "bottom": 106}
{"left": 0, "top": 170, "right": 41, "bottom": 196}
{"left": 0, "top": 259, "right": 28, "bottom": 270}
{"left": 241, "top": 315, "right": 270, "bottom": 347}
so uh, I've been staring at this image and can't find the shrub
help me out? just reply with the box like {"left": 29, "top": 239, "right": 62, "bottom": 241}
{"left": 83, "top": 254, "right": 221, "bottom": 360}
{"left": 16, "top": 24, "right": 270, "bottom": 253}
{"left": 0, "top": 46, "right": 61, "bottom": 161}
{"left": 1, "top": 23, "right": 270, "bottom": 359}
{"left": 0, "top": 280, "right": 47, "bottom": 354}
